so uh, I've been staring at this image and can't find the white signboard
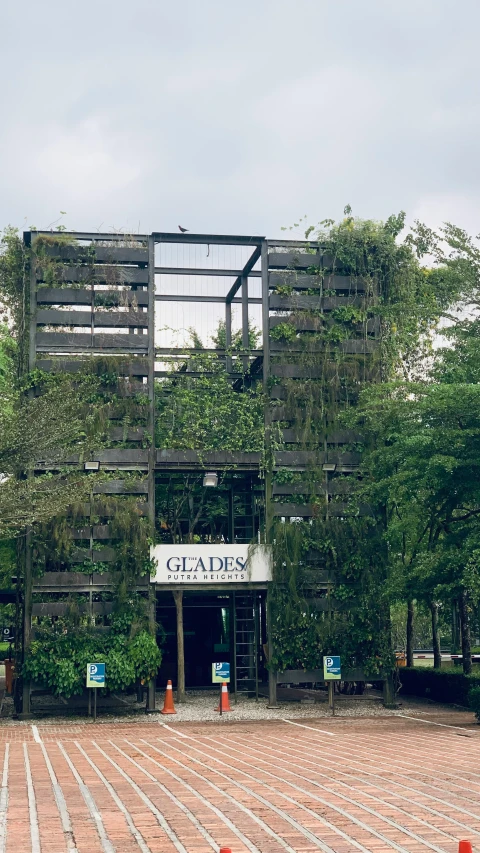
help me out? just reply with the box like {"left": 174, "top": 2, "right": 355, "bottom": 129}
{"left": 150, "top": 544, "right": 272, "bottom": 585}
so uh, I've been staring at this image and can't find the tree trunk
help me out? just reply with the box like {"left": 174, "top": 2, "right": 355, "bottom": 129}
{"left": 430, "top": 601, "right": 442, "bottom": 669}
{"left": 173, "top": 590, "right": 186, "bottom": 702}
{"left": 451, "top": 601, "right": 461, "bottom": 654}
{"left": 459, "top": 590, "right": 472, "bottom": 675}
{"left": 406, "top": 598, "right": 414, "bottom": 667}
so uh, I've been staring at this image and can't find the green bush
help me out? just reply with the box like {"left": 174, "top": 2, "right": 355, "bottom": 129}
{"left": 0, "top": 643, "right": 12, "bottom": 662}
{"left": 23, "top": 626, "right": 161, "bottom": 698}
{"left": 469, "top": 686, "right": 480, "bottom": 722}
{"left": 399, "top": 667, "right": 480, "bottom": 708}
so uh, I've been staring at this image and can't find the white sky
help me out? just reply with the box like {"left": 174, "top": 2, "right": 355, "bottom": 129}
{"left": 2, "top": 0, "right": 480, "bottom": 242}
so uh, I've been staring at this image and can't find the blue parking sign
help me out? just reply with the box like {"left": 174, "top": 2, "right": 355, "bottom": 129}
{"left": 86, "top": 663, "right": 105, "bottom": 688}
{"left": 323, "top": 655, "right": 341, "bottom": 681}
{"left": 212, "top": 662, "right": 230, "bottom": 683}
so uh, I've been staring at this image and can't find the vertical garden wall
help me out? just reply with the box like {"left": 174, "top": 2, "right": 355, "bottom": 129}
{"left": 19, "top": 232, "right": 160, "bottom": 712}
{"left": 263, "top": 216, "right": 440, "bottom": 683}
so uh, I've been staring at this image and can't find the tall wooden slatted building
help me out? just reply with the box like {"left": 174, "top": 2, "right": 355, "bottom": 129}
{"left": 21, "top": 230, "right": 386, "bottom": 714}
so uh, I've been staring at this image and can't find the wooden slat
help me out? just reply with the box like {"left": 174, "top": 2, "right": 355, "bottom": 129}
{"left": 109, "top": 427, "right": 145, "bottom": 442}
{"left": 33, "top": 573, "right": 89, "bottom": 587}
{"left": 36, "top": 358, "right": 149, "bottom": 376}
{"left": 36, "top": 288, "right": 92, "bottom": 305}
{"left": 279, "top": 427, "right": 362, "bottom": 444}
{"left": 71, "top": 547, "right": 117, "bottom": 562}
{"left": 156, "top": 450, "right": 261, "bottom": 466}
{"left": 272, "top": 479, "right": 353, "bottom": 496}
{"left": 268, "top": 252, "right": 323, "bottom": 269}
{"left": 36, "top": 266, "right": 149, "bottom": 284}
{"left": 32, "top": 601, "right": 114, "bottom": 616}
{"left": 94, "top": 449, "right": 148, "bottom": 463}
{"left": 36, "top": 288, "right": 149, "bottom": 306}
{"left": 37, "top": 309, "right": 92, "bottom": 326}
{"left": 92, "top": 524, "right": 116, "bottom": 540}
{"left": 274, "top": 450, "right": 360, "bottom": 467}
{"left": 281, "top": 429, "right": 316, "bottom": 444}
{"left": 272, "top": 482, "right": 320, "bottom": 495}
{"left": 269, "top": 272, "right": 366, "bottom": 292}
{"left": 94, "top": 290, "right": 149, "bottom": 306}
{"left": 93, "top": 311, "right": 148, "bottom": 327}
{"left": 271, "top": 364, "right": 326, "bottom": 379}
{"left": 269, "top": 294, "right": 364, "bottom": 311}
{"left": 269, "top": 338, "right": 375, "bottom": 354}
{"left": 93, "top": 480, "right": 148, "bottom": 494}
{"left": 328, "top": 502, "right": 371, "bottom": 516}
{"left": 40, "top": 245, "right": 148, "bottom": 263}
{"left": 274, "top": 451, "right": 322, "bottom": 467}
{"left": 272, "top": 503, "right": 314, "bottom": 516}
{"left": 269, "top": 315, "right": 323, "bottom": 332}
{"left": 270, "top": 386, "right": 348, "bottom": 404}
{"left": 310, "top": 597, "right": 357, "bottom": 612}
{"left": 36, "top": 332, "right": 148, "bottom": 350}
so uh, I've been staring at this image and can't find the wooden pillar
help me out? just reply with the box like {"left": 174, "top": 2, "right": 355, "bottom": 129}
{"left": 431, "top": 601, "right": 442, "bottom": 669}
{"left": 266, "top": 586, "right": 277, "bottom": 707}
{"left": 382, "top": 672, "right": 396, "bottom": 708}
{"left": 241, "top": 275, "right": 249, "bottom": 373}
{"left": 20, "top": 531, "right": 32, "bottom": 718}
{"left": 225, "top": 300, "right": 232, "bottom": 373}
{"left": 451, "top": 601, "right": 461, "bottom": 654}
{"left": 459, "top": 590, "right": 472, "bottom": 675}
{"left": 406, "top": 598, "right": 414, "bottom": 667}
{"left": 146, "top": 587, "right": 156, "bottom": 712}
{"left": 173, "top": 590, "right": 186, "bottom": 702}
{"left": 145, "top": 234, "right": 157, "bottom": 713}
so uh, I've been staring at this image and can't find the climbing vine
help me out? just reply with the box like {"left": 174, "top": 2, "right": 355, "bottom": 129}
{"left": 267, "top": 213, "right": 457, "bottom": 675}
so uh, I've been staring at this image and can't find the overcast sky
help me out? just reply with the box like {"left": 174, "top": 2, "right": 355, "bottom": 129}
{"left": 2, "top": 1, "right": 480, "bottom": 240}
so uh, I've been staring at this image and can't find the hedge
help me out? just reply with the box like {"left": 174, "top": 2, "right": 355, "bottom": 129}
{"left": 399, "top": 667, "right": 480, "bottom": 708}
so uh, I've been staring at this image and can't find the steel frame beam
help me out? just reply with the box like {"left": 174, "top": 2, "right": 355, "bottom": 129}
{"left": 154, "top": 294, "right": 261, "bottom": 304}
{"left": 152, "top": 233, "right": 264, "bottom": 246}
{"left": 225, "top": 245, "right": 263, "bottom": 305}
{"left": 155, "top": 266, "right": 261, "bottom": 278}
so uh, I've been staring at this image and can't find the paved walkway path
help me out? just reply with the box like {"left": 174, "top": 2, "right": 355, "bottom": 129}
{"left": 0, "top": 712, "right": 478, "bottom": 852}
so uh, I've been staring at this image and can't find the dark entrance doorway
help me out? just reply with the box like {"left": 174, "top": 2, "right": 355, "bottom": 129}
{"left": 155, "top": 589, "right": 267, "bottom": 693}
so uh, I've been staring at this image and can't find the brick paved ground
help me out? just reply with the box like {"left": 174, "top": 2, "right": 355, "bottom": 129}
{"left": 0, "top": 710, "right": 478, "bottom": 852}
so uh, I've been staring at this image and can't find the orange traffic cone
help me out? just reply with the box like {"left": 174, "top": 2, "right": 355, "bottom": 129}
{"left": 458, "top": 843, "right": 473, "bottom": 853}
{"left": 215, "top": 682, "right": 232, "bottom": 712}
{"left": 160, "top": 680, "right": 176, "bottom": 715}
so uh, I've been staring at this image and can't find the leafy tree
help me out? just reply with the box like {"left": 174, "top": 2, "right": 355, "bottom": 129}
{"left": 350, "top": 378, "right": 480, "bottom": 673}
{"left": 0, "top": 374, "right": 108, "bottom": 537}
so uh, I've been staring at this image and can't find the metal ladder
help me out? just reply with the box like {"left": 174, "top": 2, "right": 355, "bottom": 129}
{"left": 233, "top": 593, "right": 259, "bottom": 701}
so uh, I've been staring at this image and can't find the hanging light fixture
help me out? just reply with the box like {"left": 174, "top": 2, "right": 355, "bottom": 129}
{"left": 203, "top": 471, "right": 218, "bottom": 487}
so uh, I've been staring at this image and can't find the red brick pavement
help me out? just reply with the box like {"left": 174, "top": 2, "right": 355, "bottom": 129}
{"left": 0, "top": 712, "right": 478, "bottom": 852}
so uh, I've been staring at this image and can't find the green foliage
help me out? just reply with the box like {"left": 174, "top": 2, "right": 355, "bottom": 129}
{"left": 0, "top": 228, "right": 27, "bottom": 372}
{"left": 269, "top": 516, "right": 393, "bottom": 675}
{"left": 469, "top": 685, "right": 480, "bottom": 721}
{"left": 269, "top": 323, "right": 298, "bottom": 343}
{"left": 399, "top": 666, "right": 480, "bottom": 708}
{"left": 156, "top": 352, "right": 264, "bottom": 453}
{"left": 23, "top": 624, "right": 161, "bottom": 697}
{"left": 347, "top": 379, "right": 480, "bottom": 622}
{"left": 0, "top": 372, "right": 111, "bottom": 536}
{"left": 209, "top": 320, "right": 260, "bottom": 351}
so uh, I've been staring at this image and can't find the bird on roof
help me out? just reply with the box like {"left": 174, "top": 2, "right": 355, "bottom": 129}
{"left": 178, "top": 225, "right": 189, "bottom": 233}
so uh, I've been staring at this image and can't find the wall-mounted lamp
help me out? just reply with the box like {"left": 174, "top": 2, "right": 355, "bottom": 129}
{"left": 84, "top": 461, "right": 100, "bottom": 472}
{"left": 322, "top": 463, "right": 337, "bottom": 472}
{"left": 203, "top": 471, "right": 218, "bottom": 487}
